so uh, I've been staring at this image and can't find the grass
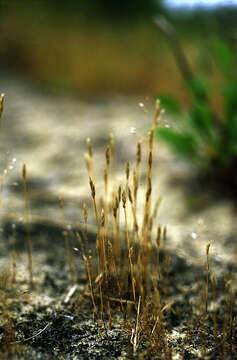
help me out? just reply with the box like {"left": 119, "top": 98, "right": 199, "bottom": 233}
{"left": 69, "top": 100, "right": 237, "bottom": 357}
{"left": 0, "top": 95, "right": 237, "bottom": 359}
{"left": 155, "top": 19, "right": 237, "bottom": 192}
{"left": 79, "top": 109, "right": 174, "bottom": 356}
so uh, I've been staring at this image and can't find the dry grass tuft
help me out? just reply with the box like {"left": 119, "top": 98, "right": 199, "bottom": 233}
{"left": 77, "top": 101, "right": 237, "bottom": 357}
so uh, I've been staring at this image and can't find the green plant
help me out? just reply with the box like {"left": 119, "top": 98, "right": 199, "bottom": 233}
{"left": 155, "top": 19, "right": 237, "bottom": 188}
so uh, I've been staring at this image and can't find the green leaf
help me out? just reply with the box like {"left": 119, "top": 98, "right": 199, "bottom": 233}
{"left": 156, "top": 127, "right": 198, "bottom": 159}
{"left": 213, "top": 40, "right": 233, "bottom": 76}
{"left": 188, "top": 102, "right": 215, "bottom": 143}
{"left": 223, "top": 82, "right": 237, "bottom": 125}
{"left": 185, "top": 76, "right": 209, "bottom": 103}
{"left": 157, "top": 94, "right": 181, "bottom": 115}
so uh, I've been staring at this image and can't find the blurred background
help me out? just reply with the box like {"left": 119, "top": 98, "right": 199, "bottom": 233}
{"left": 1, "top": 0, "right": 237, "bottom": 104}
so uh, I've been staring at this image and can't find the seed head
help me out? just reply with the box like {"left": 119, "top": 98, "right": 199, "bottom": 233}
{"left": 101, "top": 209, "right": 105, "bottom": 227}
{"left": 83, "top": 203, "right": 88, "bottom": 223}
{"left": 206, "top": 243, "right": 211, "bottom": 256}
{"left": 0, "top": 93, "right": 5, "bottom": 119}
{"left": 146, "top": 178, "right": 152, "bottom": 202}
{"left": 149, "top": 129, "right": 154, "bottom": 149}
{"left": 109, "top": 133, "right": 114, "bottom": 154}
{"left": 122, "top": 189, "right": 126, "bottom": 208}
{"left": 136, "top": 140, "right": 141, "bottom": 165}
{"left": 118, "top": 185, "right": 122, "bottom": 203}
{"left": 89, "top": 177, "right": 95, "bottom": 199}
{"left": 105, "top": 146, "right": 110, "bottom": 166}
{"left": 87, "top": 138, "right": 93, "bottom": 157}
{"left": 154, "top": 98, "right": 160, "bottom": 126}
{"left": 22, "top": 163, "right": 26, "bottom": 180}
{"left": 148, "top": 150, "right": 152, "bottom": 169}
{"left": 128, "top": 187, "right": 133, "bottom": 204}
{"left": 126, "top": 162, "right": 130, "bottom": 180}
{"left": 84, "top": 153, "right": 91, "bottom": 172}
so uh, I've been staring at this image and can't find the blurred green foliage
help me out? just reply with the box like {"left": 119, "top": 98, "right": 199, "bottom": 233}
{"left": 156, "top": 40, "right": 237, "bottom": 187}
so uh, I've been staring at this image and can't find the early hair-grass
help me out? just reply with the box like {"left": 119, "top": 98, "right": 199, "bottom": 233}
{"left": 78, "top": 100, "right": 237, "bottom": 357}
{"left": 80, "top": 100, "right": 178, "bottom": 354}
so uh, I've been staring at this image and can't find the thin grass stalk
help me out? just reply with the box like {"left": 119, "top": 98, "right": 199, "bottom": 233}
{"left": 22, "top": 164, "right": 33, "bottom": 288}
{"left": 221, "top": 275, "right": 229, "bottom": 358}
{"left": 82, "top": 203, "right": 95, "bottom": 292}
{"left": 142, "top": 127, "right": 156, "bottom": 241}
{"left": 106, "top": 298, "right": 112, "bottom": 329}
{"left": 140, "top": 176, "right": 152, "bottom": 295}
{"left": 152, "top": 294, "right": 170, "bottom": 357}
{"left": 109, "top": 133, "right": 115, "bottom": 191}
{"left": 163, "top": 225, "right": 167, "bottom": 248}
{"left": 153, "top": 98, "right": 161, "bottom": 127}
{"left": 229, "top": 284, "right": 235, "bottom": 357}
{"left": 156, "top": 225, "right": 162, "bottom": 281}
{"left": 117, "top": 184, "right": 122, "bottom": 223}
{"left": 128, "top": 186, "right": 139, "bottom": 244}
{"left": 82, "top": 203, "right": 89, "bottom": 257}
{"left": 148, "top": 216, "right": 153, "bottom": 244}
{"left": 133, "top": 296, "right": 141, "bottom": 355}
{"left": 76, "top": 231, "right": 97, "bottom": 315}
{"left": 132, "top": 170, "right": 138, "bottom": 215}
{"left": 225, "top": 278, "right": 234, "bottom": 356}
{"left": 86, "top": 138, "right": 95, "bottom": 181}
{"left": 125, "top": 162, "right": 130, "bottom": 191}
{"left": 84, "top": 154, "right": 91, "bottom": 177}
{"left": 211, "top": 274, "right": 218, "bottom": 344}
{"left": 151, "top": 289, "right": 164, "bottom": 351}
{"left": 85, "top": 256, "right": 97, "bottom": 315}
{"left": 59, "top": 197, "right": 75, "bottom": 282}
{"left": 10, "top": 224, "right": 17, "bottom": 285}
{"left": 98, "top": 278, "right": 108, "bottom": 337}
{"left": 134, "top": 140, "right": 141, "bottom": 213}
{"left": 104, "top": 168, "right": 108, "bottom": 215}
{"left": 122, "top": 189, "right": 136, "bottom": 302}
{"left": 104, "top": 145, "right": 110, "bottom": 241}
{"left": 0, "top": 93, "right": 5, "bottom": 128}
{"left": 164, "top": 255, "right": 171, "bottom": 297}
{"left": 0, "top": 167, "right": 7, "bottom": 208}
{"left": 151, "top": 197, "right": 162, "bottom": 223}
{"left": 106, "top": 239, "right": 125, "bottom": 317}
{"left": 205, "top": 243, "right": 210, "bottom": 314}
{"left": 142, "top": 130, "right": 153, "bottom": 239}
{"left": 89, "top": 177, "right": 100, "bottom": 233}
{"left": 148, "top": 128, "right": 154, "bottom": 187}
{"left": 112, "top": 194, "right": 121, "bottom": 268}
{"left": 142, "top": 177, "right": 152, "bottom": 236}
{"left": 100, "top": 209, "right": 108, "bottom": 282}
{"left": 87, "top": 254, "right": 97, "bottom": 316}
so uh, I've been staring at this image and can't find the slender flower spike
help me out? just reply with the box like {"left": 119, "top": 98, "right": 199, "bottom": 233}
{"left": 105, "top": 146, "right": 110, "bottom": 167}
{"left": 0, "top": 93, "right": 5, "bottom": 121}
{"left": 89, "top": 177, "right": 96, "bottom": 199}
{"left": 87, "top": 138, "right": 93, "bottom": 158}
{"left": 122, "top": 189, "right": 126, "bottom": 208}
